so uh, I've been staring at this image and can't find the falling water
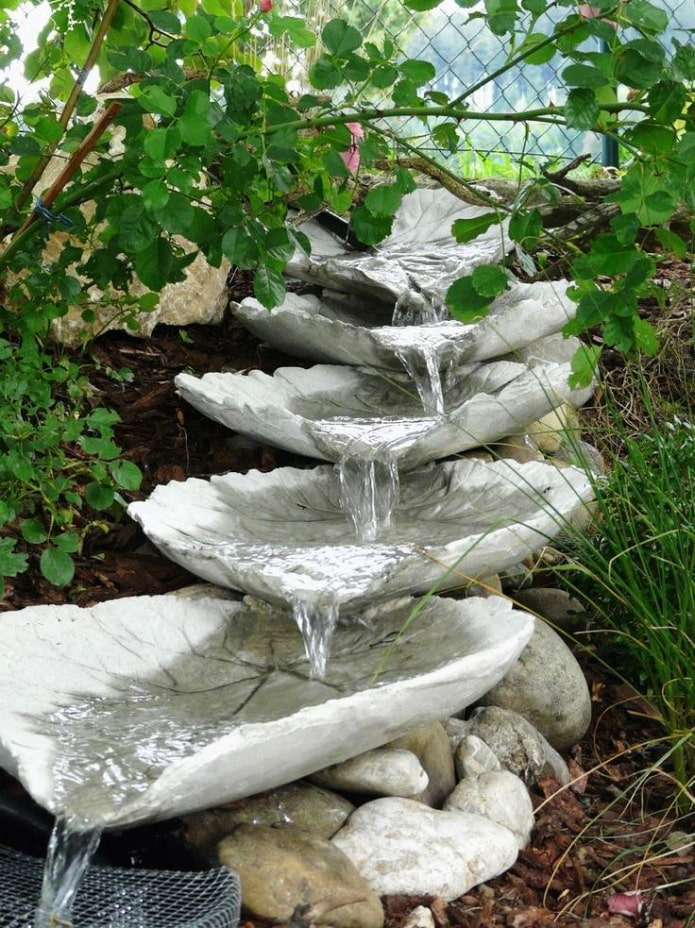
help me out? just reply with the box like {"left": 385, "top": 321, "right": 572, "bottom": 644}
{"left": 396, "top": 345, "right": 445, "bottom": 416}
{"left": 291, "top": 597, "right": 340, "bottom": 679}
{"left": 392, "top": 287, "right": 448, "bottom": 327}
{"left": 34, "top": 816, "right": 102, "bottom": 928}
{"left": 338, "top": 456, "right": 400, "bottom": 542}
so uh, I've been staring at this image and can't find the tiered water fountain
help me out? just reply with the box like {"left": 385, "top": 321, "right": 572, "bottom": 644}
{"left": 0, "top": 188, "right": 594, "bottom": 925}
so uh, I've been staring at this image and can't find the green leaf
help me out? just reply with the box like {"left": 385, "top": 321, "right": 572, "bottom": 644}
{"left": 633, "top": 316, "right": 659, "bottom": 354}
{"left": 142, "top": 179, "right": 170, "bottom": 211}
{"left": 432, "top": 122, "right": 460, "bottom": 153}
{"left": 452, "top": 213, "right": 500, "bottom": 244}
{"left": 615, "top": 42, "right": 665, "bottom": 89}
{"left": 185, "top": 14, "right": 213, "bottom": 42}
{"left": 609, "top": 163, "right": 678, "bottom": 225}
{"left": 148, "top": 9, "right": 182, "bottom": 33}
{"left": 404, "top": 0, "right": 441, "bottom": 9}
{"left": 626, "top": 122, "right": 677, "bottom": 155}
{"left": 349, "top": 205, "right": 393, "bottom": 245}
{"left": 309, "top": 57, "right": 342, "bottom": 90}
{"left": 519, "top": 33, "right": 556, "bottom": 66}
{"left": 446, "top": 275, "right": 495, "bottom": 322}
{"left": 135, "top": 236, "right": 178, "bottom": 290}
{"left": 179, "top": 89, "right": 211, "bottom": 146}
{"left": 399, "top": 59, "right": 436, "bottom": 85}
{"left": 321, "top": 20, "right": 362, "bottom": 57}
{"left": 365, "top": 184, "right": 403, "bottom": 217}
{"left": 568, "top": 344, "right": 601, "bottom": 389}
{"left": 509, "top": 208, "right": 542, "bottom": 246}
{"left": 471, "top": 264, "right": 509, "bottom": 298}
{"left": 647, "top": 81, "right": 688, "bottom": 124}
{"left": 0, "top": 537, "right": 28, "bottom": 582}
{"left": 54, "top": 532, "right": 80, "bottom": 554}
{"left": 40, "top": 547, "right": 75, "bottom": 587}
{"left": 20, "top": 518, "right": 48, "bottom": 544}
{"left": 138, "top": 85, "right": 178, "bottom": 117}
{"left": 562, "top": 63, "right": 609, "bottom": 88}
{"left": 110, "top": 459, "right": 143, "bottom": 491}
{"left": 253, "top": 265, "right": 286, "bottom": 308}
{"left": 623, "top": 0, "right": 668, "bottom": 35}
{"left": 565, "top": 88, "right": 600, "bottom": 130}
{"left": 268, "top": 15, "right": 317, "bottom": 48}
{"left": 391, "top": 79, "right": 422, "bottom": 106}
{"left": 221, "top": 226, "right": 258, "bottom": 268}
{"left": 85, "top": 482, "right": 116, "bottom": 510}
{"left": 653, "top": 228, "right": 688, "bottom": 260}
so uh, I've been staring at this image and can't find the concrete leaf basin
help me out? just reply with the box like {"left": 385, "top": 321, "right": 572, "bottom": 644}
{"left": 175, "top": 334, "right": 591, "bottom": 469}
{"left": 234, "top": 279, "right": 576, "bottom": 371}
{"left": 127, "top": 458, "right": 592, "bottom": 614}
{"left": 0, "top": 589, "right": 533, "bottom": 829}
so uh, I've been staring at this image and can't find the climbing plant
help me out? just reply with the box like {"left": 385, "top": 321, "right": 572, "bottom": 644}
{"left": 0, "top": 0, "right": 693, "bottom": 591}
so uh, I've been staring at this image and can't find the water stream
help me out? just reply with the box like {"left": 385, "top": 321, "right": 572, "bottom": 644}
{"left": 34, "top": 816, "right": 102, "bottom": 928}
{"left": 395, "top": 344, "right": 446, "bottom": 416}
{"left": 338, "top": 456, "right": 400, "bottom": 542}
{"left": 291, "top": 596, "right": 340, "bottom": 680}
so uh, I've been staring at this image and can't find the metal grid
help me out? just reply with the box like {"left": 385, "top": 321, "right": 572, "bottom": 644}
{"left": 0, "top": 846, "right": 241, "bottom": 928}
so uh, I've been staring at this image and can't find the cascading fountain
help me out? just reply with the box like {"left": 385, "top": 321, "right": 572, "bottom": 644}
{"left": 0, "top": 187, "right": 594, "bottom": 925}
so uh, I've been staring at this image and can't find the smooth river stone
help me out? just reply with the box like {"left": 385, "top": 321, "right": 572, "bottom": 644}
{"left": 331, "top": 797, "right": 518, "bottom": 900}
{"left": 218, "top": 824, "right": 384, "bottom": 928}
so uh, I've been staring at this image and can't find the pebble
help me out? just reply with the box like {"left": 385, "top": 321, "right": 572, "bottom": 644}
{"left": 310, "top": 748, "right": 429, "bottom": 797}
{"left": 387, "top": 721, "right": 455, "bottom": 806}
{"left": 184, "top": 782, "right": 354, "bottom": 850}
{"left": 443, "top": 770, "right": 535, "bottom": 848}
{"left": 331, "top": 797, "right": 518, "bottom": 900}
{"left": 455, "top": 706, "right": 570, "bottom": 786}
{"left": 477, "top": 617, "right": 592, "bottom": 750}
{"left": 218, "top": 823, "right": 384, "bottom": 928}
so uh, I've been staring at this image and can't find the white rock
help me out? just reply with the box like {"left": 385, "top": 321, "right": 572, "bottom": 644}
{"left": 455, "top": 735, "right": 502, "bottom": 777}
{"left": 402, "top": 906, "right": 436, "bottom": 928}
{"left": 477, "top": 618, "right": 592, "bottom": 750}
{"left": 443, "top": 771, "right": 534, "bottom": 848}
{"left": 331, "top": 797, "right": 518, "bottom": 900}
{"left": 310, "top": 749, "right": 428, "bottom": 797}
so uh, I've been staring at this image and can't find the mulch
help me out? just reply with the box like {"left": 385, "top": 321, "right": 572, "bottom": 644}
{"left": 1, "top": 287, "right": 693, "bottom": 927}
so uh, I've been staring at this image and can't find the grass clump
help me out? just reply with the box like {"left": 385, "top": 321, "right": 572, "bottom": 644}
{"left": 557, "top": 401, "right": 695, "bottom": 796}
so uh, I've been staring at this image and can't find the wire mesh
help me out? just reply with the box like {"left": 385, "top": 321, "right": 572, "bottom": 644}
{"left": 0, "top": 846, "right": 241, "bottom": 928}
{"left": 263, "top": 0, "right": 693, "bottom": 167}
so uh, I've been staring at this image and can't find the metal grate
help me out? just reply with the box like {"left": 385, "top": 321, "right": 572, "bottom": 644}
{"left": 0, "top": 846, "right": 241, "bottom": 928}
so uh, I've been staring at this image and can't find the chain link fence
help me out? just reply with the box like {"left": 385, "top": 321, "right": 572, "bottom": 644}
{"left": 273, "top": 0, "right": 693, "bottom": 173}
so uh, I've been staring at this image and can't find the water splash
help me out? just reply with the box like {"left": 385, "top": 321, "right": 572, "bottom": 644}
{"left": 338, "top": 456, "right": 400, "bottom": 542}
{"left": 392, "top": 281, "right": 448, "bottom": 326}
{"left": 34, "top": 816, "right": 102, "bottom": 928}
{"left": 291, "top": 597, "right": 340, "bottom": 679}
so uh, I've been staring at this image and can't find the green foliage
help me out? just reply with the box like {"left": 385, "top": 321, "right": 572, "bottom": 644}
{"left": 556, "top": 405, "right": 695, "bottom": 791}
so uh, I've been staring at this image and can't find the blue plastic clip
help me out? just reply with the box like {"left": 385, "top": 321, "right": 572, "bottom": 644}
{"left": 34, "top": 199, "right": 73, "bottom": 227}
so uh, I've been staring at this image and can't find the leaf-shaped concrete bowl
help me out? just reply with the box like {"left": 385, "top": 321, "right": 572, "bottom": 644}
{"left": 0, "top": 588, "right": 533, "bottom": 828}
{"left": 128, "top": 458, "right": 592, "bottom": 613}
{"left": 175, "top": 335, "right": 591, "bottom": 469}
{"left": 234, "top": 279, "right": 575, "bottom": 370}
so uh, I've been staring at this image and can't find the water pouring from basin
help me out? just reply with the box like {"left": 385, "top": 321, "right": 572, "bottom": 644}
{"left": 338, "top": 456, "right": 400, "bottom": 542}
{"left": 34, "top": 817, "right": 101, "bottom": 928}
